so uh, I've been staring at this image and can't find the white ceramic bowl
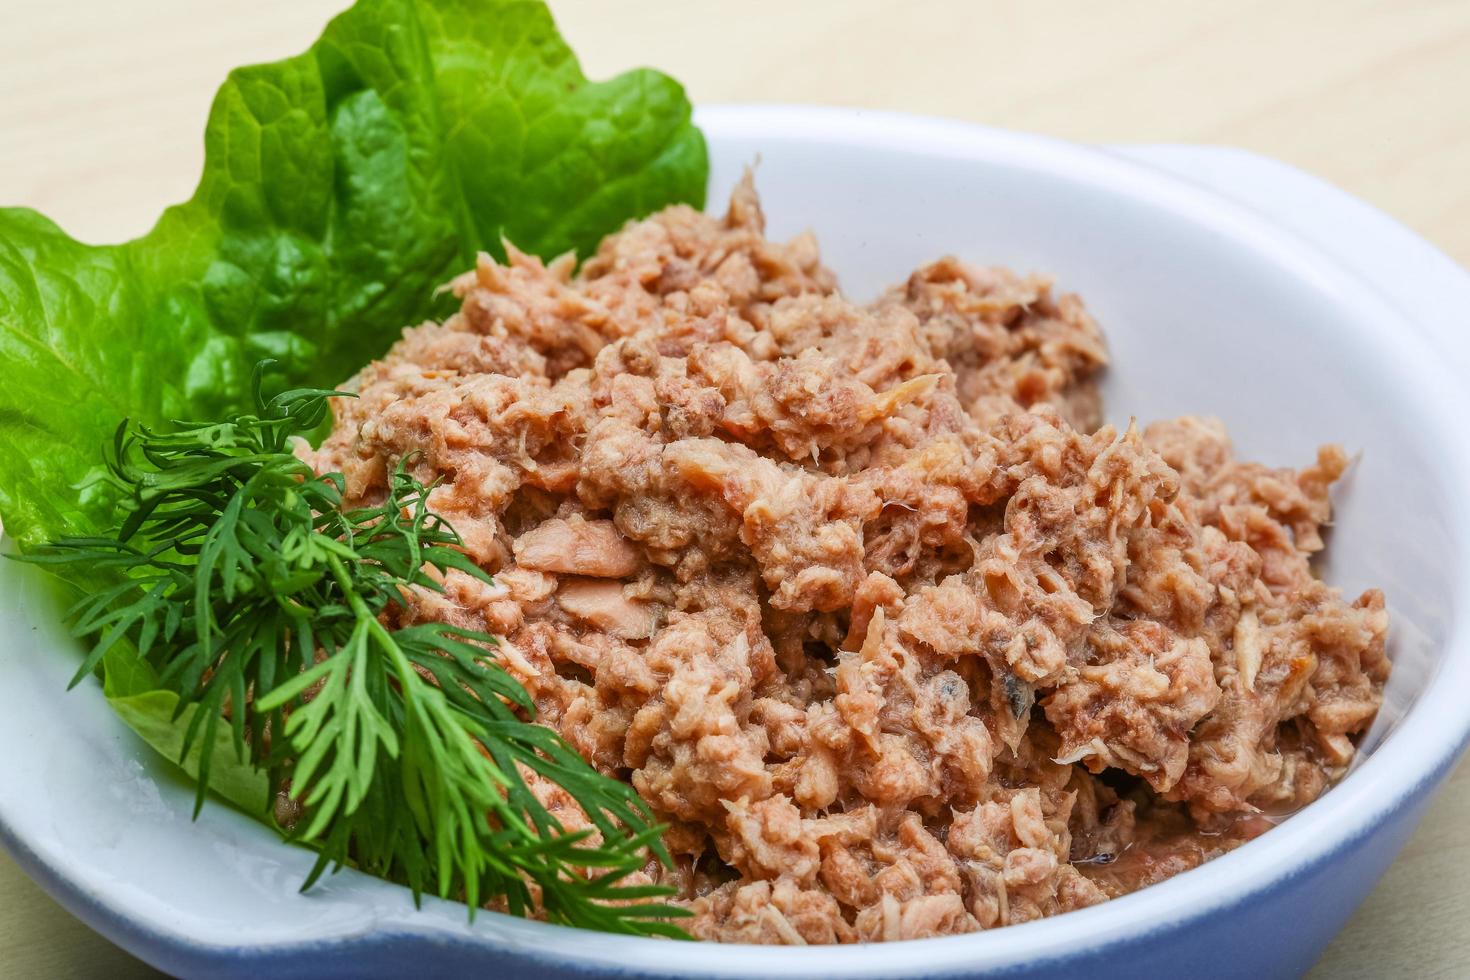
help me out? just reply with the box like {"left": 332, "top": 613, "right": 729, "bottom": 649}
{"left": 4, "top": 106, "right": 1470, "bottom": 979}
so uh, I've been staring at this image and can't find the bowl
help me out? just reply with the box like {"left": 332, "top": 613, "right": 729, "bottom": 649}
{"left": 4, "top": 105, "right": 1470, "bottom": 979}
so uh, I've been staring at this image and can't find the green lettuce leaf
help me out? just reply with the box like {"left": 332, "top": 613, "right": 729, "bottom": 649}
{"left": 0, "top": 0, "right": 706, "bottom": 551}
{"left": 107, "top": 689, "right": 273, "bottom": 815}
{"left": 91, "top": 637, "right": 268, "bottom": 814}
{"left": 0, "top": 0, "right": 705, "bottom": 813}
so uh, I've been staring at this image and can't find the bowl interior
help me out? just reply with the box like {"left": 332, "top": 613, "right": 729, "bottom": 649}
{"left": 1, "top": 109, "right": 1466, "bottom": 976}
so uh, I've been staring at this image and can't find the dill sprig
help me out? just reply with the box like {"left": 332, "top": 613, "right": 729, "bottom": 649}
{"left": 21, "top": 365, "right": 687, "bottom": 937}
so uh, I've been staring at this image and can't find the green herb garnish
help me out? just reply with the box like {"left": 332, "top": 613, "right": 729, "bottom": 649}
{"left": 21, "top": 367, "right": 688, "bottom": 937}
{"left": 0, "top": 0, "right": 706, "bottom": 934}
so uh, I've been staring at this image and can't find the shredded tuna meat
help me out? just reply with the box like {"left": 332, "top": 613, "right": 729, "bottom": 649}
{"left": 305, "top": 176, "right": 1389, "bottom": 943}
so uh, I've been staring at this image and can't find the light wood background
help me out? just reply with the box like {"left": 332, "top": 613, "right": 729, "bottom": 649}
{"left": 2, "top": 1, "right": 1467, "bottom": 976}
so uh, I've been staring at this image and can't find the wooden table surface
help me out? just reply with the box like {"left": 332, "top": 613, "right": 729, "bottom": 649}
{"left": 3, "top": 1, "right": 1468, "bottom": 975}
